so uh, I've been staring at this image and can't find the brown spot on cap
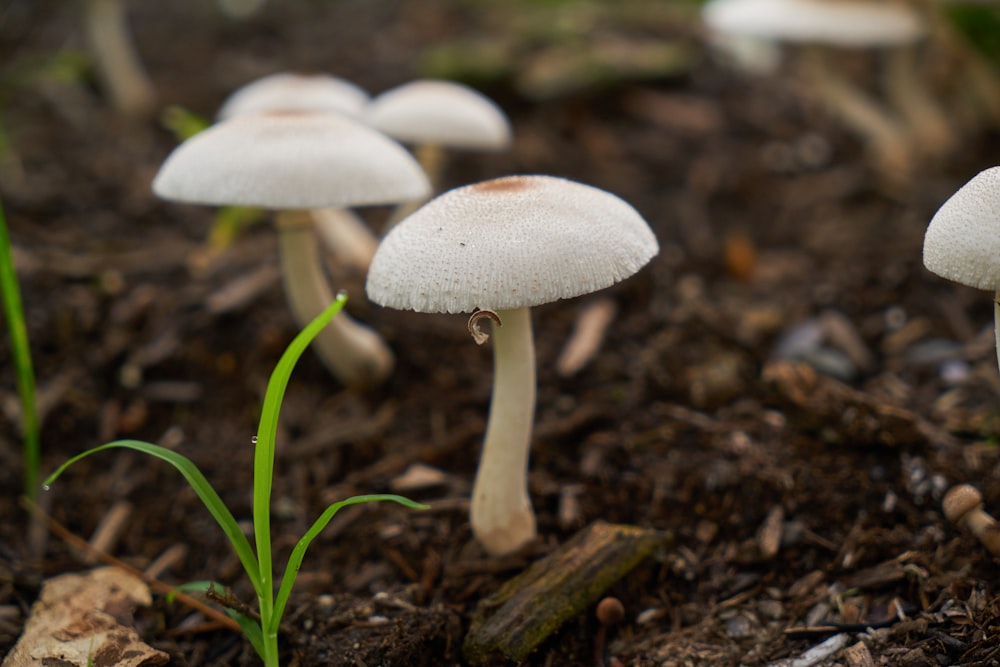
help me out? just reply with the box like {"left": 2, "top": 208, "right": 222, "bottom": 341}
{"left": 473, "top": 176, "right": 533, "bottom": 193}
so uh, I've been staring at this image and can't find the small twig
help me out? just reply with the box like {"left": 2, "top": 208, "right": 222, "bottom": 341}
{"left": 20, "top": 496, "right": 243, "bottom": 634}
{"left": 84, "top": 499, "right": 133, "bottom": 564}
{"left": 556, "top": 298, "right": 617, "bottom": 376}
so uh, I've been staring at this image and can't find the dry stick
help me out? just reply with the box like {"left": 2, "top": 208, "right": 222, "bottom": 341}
{"left": 798, "top": 46, "right": 913, "bottom": 192}
{"left": 84, "top": 499, "right": 133, "bottom": 564}
{"left": 556, "top": 297, "right": 617, "bottom": 376}
{"left": 882, "top": 44, "right": 956, "bottom": 161}
{"left": 20, "top": 497, "right": 243, "bottom": 634}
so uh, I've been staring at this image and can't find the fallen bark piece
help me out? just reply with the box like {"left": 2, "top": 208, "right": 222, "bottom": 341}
{"left": 463, "top": 520, "right": 670, "bottom": 664}
{"left": 2, "top": 566, "right": 168, "bottom": 667}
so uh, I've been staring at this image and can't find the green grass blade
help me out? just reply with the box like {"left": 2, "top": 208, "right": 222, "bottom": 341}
{"left": 228, "top": 609, "right": 266, "bottom": 659}
{"left": 252, "top": 292, "right": 348, "bottom": 610}
{"left": 44, "top": 440, "right": 261, "bottom": 587}
{"left": 268, "top": 494, "right": 428, "bottom": 633}
{"left": 0, "top": 197, "right": 40, "bottom": 500}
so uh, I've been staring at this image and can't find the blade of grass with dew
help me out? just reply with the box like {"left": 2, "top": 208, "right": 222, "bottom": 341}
{"left": 44, "top": 441, "right": 261, "bottom": 586}
{"left": 0, "top": 197, "right": 40, "bottom": 500}
{"left": 251, "top": 292, "right": 348, "bottom": 633}
{"left": 270, "top": 494, "right": 428, "bottom": 632}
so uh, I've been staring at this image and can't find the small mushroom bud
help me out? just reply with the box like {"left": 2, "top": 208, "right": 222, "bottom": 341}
{"left": 596, "top": 597, "right": 626, "bottom": 627}
{"left": 942, "top": 484, "right": 1000, "bottom": 558}
{"left": 593, "top": 597, "right": 626, "bottom": 667}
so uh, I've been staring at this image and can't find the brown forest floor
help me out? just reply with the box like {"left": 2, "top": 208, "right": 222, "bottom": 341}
{"left": 4, "top": 1, "right": 1000, "bottom": 666}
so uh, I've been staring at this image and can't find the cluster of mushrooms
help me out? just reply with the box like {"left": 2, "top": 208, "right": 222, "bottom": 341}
{"left": 151, "top": 36, "right": 1000, "bottom": 557}
{"left": 153, "top": 73, "right": 660, "bottom": 557}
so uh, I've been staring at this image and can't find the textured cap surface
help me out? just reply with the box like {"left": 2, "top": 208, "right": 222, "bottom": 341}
{"left": 366, "top": 79, "right": 512, "bottom": 150}
{"left": 366, "top": 175, "right": 659, "bottom": 313}
{"left": 923, "top": 167, "right": 1000, "bottom": 290}
{"left": 702, "top": 0, "right": 925, "bottom": 47}
{"left": 217, "top": 72, "right": 370, "bottom": 120}
{"left": 152, "top": 111, "right": 431, "bottom": 209}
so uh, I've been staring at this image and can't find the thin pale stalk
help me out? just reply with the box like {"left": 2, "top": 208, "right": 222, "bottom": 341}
{"left": 470, "top": 307, "right": 538, "bottom": 556}
{"left": 994, "top": 291, "right": 1000, "bottom": 375}
{"left": 276, "top": 211, "right": 393, "bottom": 387}
{"left": 82, "top": 0, "right": 156, "bottom": 116}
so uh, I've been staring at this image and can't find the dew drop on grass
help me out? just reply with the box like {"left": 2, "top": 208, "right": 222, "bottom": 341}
{"left": 251, "top": 435, "right": 258, "bottom": 445}
{"left": 336, "top": 289, "right": 348, "bottom": 300}
{"left": 41, "top": 485, "right": 50, "bottom": 492}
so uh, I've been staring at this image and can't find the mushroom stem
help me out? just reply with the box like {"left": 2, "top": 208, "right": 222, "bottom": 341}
{"left": 311, "top": 207, "right": 378, "bottom": 271}
{"left": 385, "top": 143, "right": 441, "bottom": 230}
{"left": 275, "top": 211, "right": 393, "bottom": 388}
{"left": 798, "top": 46, "right": 913, "bottom": 190}
{"left": 994, "top": 291, "right": 1000, "bottom": 375}
{"left": 882, "top": 45, "right": 956, "bottom": 161}
{"left": 82, "top": 0, "right": 156, "bottom": 117}
{"left": 470, "top": 306, "right": 538, "bottom": 556}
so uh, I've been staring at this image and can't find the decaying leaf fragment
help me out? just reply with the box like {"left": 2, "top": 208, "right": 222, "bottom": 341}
{"left": 2, "top": 566, "right": 168, "bottom": 667}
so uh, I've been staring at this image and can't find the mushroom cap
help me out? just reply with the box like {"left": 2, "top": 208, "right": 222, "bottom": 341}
{"left": 152, "top": 111, "right": 431, "bottom": 210}
{"left": 943, "top": 484, "right": 984, "bottom": 524}
{"left": 217, "top": 72, "right": 370, "bottom": 121}
{"left": 923, "top": 167, "right": 1000, "bottom": 291}
{"left": 366, "top": 79, "right": 512, "bottom": 150}
{"left": 701, "top": 0, "right": 925, "bottom": 47}
{"left": 366, "top": 175, "right": 659, "bottom": 313}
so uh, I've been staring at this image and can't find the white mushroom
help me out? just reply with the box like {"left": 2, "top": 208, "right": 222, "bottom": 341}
{"left": 153, "top": 111, "right": 430, "bottom": 387}
{"left": 367, "top": 79, "right": 512, "bottom": 224}
{"left": 216, "top": 72, "right": 380, "bottom": 270}
{"left": 702, "top": 0, "right": 942, "bottom": 188}
{"left": 366, "top": 175, "right": 658, "bottom": 556}
{"left": 217, "top": 71, "right": 370, "bottom": 121}
{"left": 923, "top": 166, "right": 1000, "bottom": 372}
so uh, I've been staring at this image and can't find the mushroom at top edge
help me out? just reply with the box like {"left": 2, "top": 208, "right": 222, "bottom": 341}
{"left": 365, "top": 174, "right": 659, "bottom": 556}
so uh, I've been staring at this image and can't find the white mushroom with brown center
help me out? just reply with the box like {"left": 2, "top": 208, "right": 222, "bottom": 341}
{"left": 216, "top": 72, "right": 382, "bottom": 270}
{"left": 153, "top": 110, "right": 430, "bottom": 387}
{"left": 366, "top": 175, "right": 658, "bottom": 556}
{"left": 923, "top": 166, "right": 1000, "bottom": 372}
{"left": 217, "top": 71, "right": 371, "bottom": 121}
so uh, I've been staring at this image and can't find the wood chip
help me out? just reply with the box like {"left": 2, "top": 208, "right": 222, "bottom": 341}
{"left": 767, "top": 632, "right": 849, "bottom": 667}
{"left": 463, "top": 521, "right": 669, "bottom": 664}
{"left": 757, "top": 505, "right": 785, "bottom": 560}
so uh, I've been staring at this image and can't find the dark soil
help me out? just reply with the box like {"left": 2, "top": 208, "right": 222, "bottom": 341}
{"left": 3, "top": 2, "right": 1000, "bottom": 666}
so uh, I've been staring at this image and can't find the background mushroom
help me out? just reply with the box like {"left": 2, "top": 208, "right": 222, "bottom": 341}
{"left": 701, "top": 0, "right": 946, "bottom": 190}
{"left": 153, "top": 110, "right": 430, "bottom": 388}
{"left": 82, "top": 0, "right": 157, "bottom": 117}
{"left": 366, "top": 174, "right": 659, "bottom": 556}
{"left": 923, "top": 166, "right": 1000, "bottom": 373}
{"left": 215, "top": 71, "right": 383, "bottom": 271}
{"left": 366, "top": 79, "right": 512, "bottom": 224}
{"left": 216, "top": 71, "right": 370, "bottom": 121}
